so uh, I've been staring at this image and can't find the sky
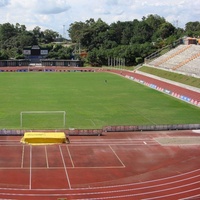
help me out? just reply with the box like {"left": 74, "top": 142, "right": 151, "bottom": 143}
{"left": 0, "top": 0, "right": 199, "bottom": 38}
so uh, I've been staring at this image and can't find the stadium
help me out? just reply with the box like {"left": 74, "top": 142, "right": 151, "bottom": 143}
{"left": 0, "top": 41, "right": 200, "bottom": 199}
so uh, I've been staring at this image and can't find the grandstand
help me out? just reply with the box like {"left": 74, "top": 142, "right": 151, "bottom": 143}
{"left": 147, "top": 44, "right": 200, "bottom": 77}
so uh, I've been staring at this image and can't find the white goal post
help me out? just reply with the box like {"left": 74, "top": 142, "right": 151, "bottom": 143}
{"left": 20, "top": 111, "right": 66, "bottom": 129}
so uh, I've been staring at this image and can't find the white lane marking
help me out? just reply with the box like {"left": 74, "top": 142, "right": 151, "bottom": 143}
{"left": 59, "top": 145, "right": 71, "bottom": 189}
{"left": 109, "top": 145, "right": 125, "bottom": 167}
{"left": 29, "top": 145, "right": 32, "bottom": 190}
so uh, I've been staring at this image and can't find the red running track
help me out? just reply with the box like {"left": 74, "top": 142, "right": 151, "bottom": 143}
{"left": 0, "top": 130, "right": 200, "bottom": 199}
{"left": 107, "top": 69, "right": 200, "bottom": 103}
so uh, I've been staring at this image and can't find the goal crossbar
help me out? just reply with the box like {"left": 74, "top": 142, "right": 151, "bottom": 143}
{"left": 20, "top": 111, "right": 66, "bottom": 129}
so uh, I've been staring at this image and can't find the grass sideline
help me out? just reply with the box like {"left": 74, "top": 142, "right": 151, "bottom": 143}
{"left": 140, "top": 66, "right": 200, "bottom": 88}
{"left": 0, "top": 72, "right": 199, "bottom": 129}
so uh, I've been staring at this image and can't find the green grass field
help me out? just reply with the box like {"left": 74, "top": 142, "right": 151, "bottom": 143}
{"left": 0, "top": 72, "right": 199, "bottom": 129}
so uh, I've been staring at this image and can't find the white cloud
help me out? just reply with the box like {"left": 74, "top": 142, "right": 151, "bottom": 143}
{"left": 0, "top": 0, "right": 10, "bottom": 7}
{"left": 13, "top": 0, "right": 70, "bottom": 14}
{"left": 0, "top": 0, "right": 199, "bottom": 37}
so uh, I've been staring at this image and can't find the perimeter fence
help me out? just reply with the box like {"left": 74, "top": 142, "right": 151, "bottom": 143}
{"left": 0, "top": 124, "right": 199, "bottom": 136}
{"left": 103, "top": 124, "right": 200, "bottom": 132}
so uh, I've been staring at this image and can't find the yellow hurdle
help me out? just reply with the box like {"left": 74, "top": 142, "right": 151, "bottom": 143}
{"left": 21, "top": 132, "right": 67, "bottom": 145}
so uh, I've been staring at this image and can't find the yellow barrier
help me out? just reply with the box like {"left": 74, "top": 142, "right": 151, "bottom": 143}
{"left": 21, "top": 132, "right": 67, "bottom": 145}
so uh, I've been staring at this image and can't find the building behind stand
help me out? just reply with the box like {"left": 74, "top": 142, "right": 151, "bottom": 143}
{"left": 0, "top": 45, "right": 83, "bottom": 67}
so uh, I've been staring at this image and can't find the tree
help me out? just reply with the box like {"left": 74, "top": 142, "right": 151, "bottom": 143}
{"left": 145, "top": 14, "right": 166, "bottom": 32}
{"left": 185, "top": 21, "right": 200, "bottom": 37}
{"left": 87, "top": 48, "right": 107, "bottom": 66}
{"left": 68, "top": 21, "right": 89, "bottom": 43}
{"left": 79, "top": 18, "right": 109, "bottom": 50}
{"left": 43, "top": 29, "right": 59, "bottom": 43}
{"left": 121, "top": 24, "right": 133, "bottom": 45}
{"left": 47, "top": 45, "right": 73, "bottom": 60}
{"left": 131, "top": 21, "right": 153, "bottom": 44}
{"left": 32, "top": 26, "right": 45, "bottom": 43}
{"left": 67, "top": 15, "right": 184, "bottom": 66}
{"left": 0, "top": 23, "right": 16, "bottom": 42}
{"left": 0, "top": 51, "right": 9, "bottom": 60}
{"left": 109, "top": 21, "right": 125, "bottom": 44}
{"left": 15, "top": 23, "right": 26, "bottom": 33}
{"left": 0, "top": 14, "right": 191, "bottom": 63}
{"left": 156, "top": 22, "right": 175, "bottom": 39}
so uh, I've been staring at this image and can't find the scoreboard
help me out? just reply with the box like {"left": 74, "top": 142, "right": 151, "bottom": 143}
{"left": 23, "top": 45, "right": 48, "bottom": 56}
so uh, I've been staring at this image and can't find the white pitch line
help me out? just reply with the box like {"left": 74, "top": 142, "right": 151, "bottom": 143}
{"left": 86, "top": 119, "right": 96, "bottom": 126}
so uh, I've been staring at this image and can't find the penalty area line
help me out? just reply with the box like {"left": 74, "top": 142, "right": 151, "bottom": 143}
{"left": 87, "top": 119, "right": 96, "bottom": 126}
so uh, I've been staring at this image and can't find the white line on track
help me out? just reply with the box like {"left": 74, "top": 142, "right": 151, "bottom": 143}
{"left": 67, "top": 144, "right": 158, "bottom": 147}
{"left": 70, "top": 139, "right": 153, "bottom": 142}
{"left": 21, "top": 145, "right": 24, "bottom": 168}
{"left": 0, "top": 142, "right": 199, "bottom": 200}
{"left": 66, "top": 145, "right": 74, "bottom": 168}
{"left": 109, "top": 145, "right": 125, "bottom": 167}
{"left": 142, "top": 186, "right": 200, "bottom": 200}
{"left": 45, "top": 146, "right": 49, "bottom": 168}
{"left": 0, "top": 181, "right": 199, "bottom": 199}
{"left": 0, "top": 171, "right": 200, "bottom": 195}
{"left": 75, "top": 188, "right": 200, "bottom": 200}
{"left": 180, "top": 194, "right": 200, "bottom": 200}
{"left": 59, "top": 145, "right": 71, "bottom": 189}
{"left": 0, "top": 166, "right": 125, "bottom": 170}
{"left": 29, "top": 145, "right": 32, "bottom": 190}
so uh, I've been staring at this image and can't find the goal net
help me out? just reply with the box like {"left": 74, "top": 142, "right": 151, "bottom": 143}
{"left": 20, "top": 111, "right": 66, "bottom": 129}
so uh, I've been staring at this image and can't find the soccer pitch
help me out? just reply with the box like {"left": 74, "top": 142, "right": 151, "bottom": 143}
{"left": 0, "top": 72, "right": 199, "bottom": 129}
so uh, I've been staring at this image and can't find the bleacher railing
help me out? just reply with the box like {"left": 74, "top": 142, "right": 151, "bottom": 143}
{"left": 144, "top": 38, "right": 183, "bottom": 64}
